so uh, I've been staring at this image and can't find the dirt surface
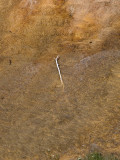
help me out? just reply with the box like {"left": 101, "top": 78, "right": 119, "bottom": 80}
{"left": 0, "top": 0, "right": 120, "bottom": 160}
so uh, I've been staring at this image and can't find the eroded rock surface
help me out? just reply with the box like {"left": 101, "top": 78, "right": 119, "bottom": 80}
{"left": 0, "top": 0, "right": 120, "bottom": 160}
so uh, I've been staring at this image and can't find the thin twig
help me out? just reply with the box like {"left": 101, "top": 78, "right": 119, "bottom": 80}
{"left": 55, "top": 55, "right": 64, "bottom": 88}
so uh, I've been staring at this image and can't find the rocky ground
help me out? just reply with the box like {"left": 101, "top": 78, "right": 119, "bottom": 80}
{"left": 0, "top": 0, "right": 120, "bottom": 160}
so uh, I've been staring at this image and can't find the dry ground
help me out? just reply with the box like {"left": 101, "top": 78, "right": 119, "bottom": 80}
{"left": 0, "top": 0, "right": 120, "bottom": 160}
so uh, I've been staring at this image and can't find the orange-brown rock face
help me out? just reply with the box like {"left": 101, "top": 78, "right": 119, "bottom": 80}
{"left": 67, "top": 0, "right": 120, "bottom": 51}
{"left": 1, "top": 0, "right": 120, "bottom": 59}
{"left": 0, "top": 1, "right": 120, "bottom": 160}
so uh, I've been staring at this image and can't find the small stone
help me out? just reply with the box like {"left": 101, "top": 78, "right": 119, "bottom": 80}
{"left": 77, "top": 156, "right": 82, "bottom": 160}
{"left": 90, "top": 143, "right": 101, "bottom": 152}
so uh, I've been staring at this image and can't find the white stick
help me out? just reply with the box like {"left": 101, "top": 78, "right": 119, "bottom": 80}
{"left": 55, "top": 56, "right": 64, "bottom": 87}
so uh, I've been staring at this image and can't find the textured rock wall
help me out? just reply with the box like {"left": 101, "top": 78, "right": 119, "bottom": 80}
{"left": 0, "top": 0, "right": 120, "bottom": 60}
{"left": 66, "top": 0, "right": 120, "bottom": 50}
{"left": 0, "top": 1, "right": 120, "bottom": 160}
